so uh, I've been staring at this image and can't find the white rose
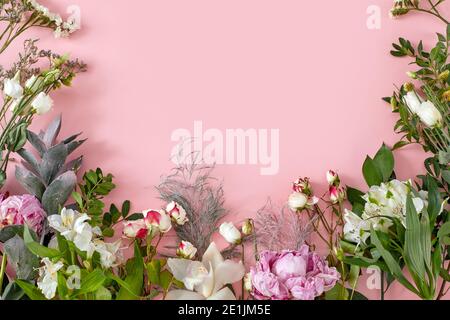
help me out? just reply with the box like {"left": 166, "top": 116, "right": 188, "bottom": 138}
{"left": 31, "top": 92, "right": 54, "bottom": 115}
{"left": 288, "top": 192, "right": 308, "bottom": 211}
{"left": 417, "top": 101, "right": 442, "bottom": 127}
{"left": 219, "top": 222, "right": 242, "bottom": 244}
{"left": 123, "top": 219, "right": 148, "bottom": 239}
{"left": 166, "top": 201, "right": 189, "bottom": 225}
{"left": 177, "top": 241, "right": 197, "bottom": 259}
{"left": 403, "top": 91, "right": 422, "bottom": 114}
{"left": 144, "top": 209, "right": 172, "bottom": 233}
{"left": 3, "top": 77, "right": 23, "bottom": 99}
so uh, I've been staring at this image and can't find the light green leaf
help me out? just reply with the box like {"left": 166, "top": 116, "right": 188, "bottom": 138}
{"left": 370, "top": 228, "right": 419, "bottom": 295}
{"left": 116, "top": 242, "right": 143, "bottom": 300}
{"left": 15, "top": 280, "right": 46, "bottom": 300}
{"left": 75, "top": 269, "right": 106, "bottom": 296}
{"left": 24, "top": 226, "right": 60, "bottom": 259}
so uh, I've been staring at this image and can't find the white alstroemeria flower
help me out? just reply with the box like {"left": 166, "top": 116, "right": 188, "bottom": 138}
{"left": 343, "top": 210, "right": 370, "bottom": 246}
{"left": 166, "top": 242, "right": 245, "bottom": 300}
{"left": 93, "top": 239, "right": 122, "bottom": 269}
{"left": 37, "top": 258, "right": 64, "bottom": 300}
{"left": 48, "top": 208, "right": 96, "bottom": 256}
{"left": 3, "top": 76, "right": 23, "bottom": 99}
{"left": 403, "top": 91, "right": 422, "bottom": 114}
{"left": 219, "top": 222, "right": 242, "bottom": 244}
{"left": 31, "top": 92, "right": 54, "bottom": 115}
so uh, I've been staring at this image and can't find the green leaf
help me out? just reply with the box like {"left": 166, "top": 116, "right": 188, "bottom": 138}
{"left": 1, "top": 282, "right": 25, "bottom": 300}
{"left": 75, "top": 269, "right": 106, "bottom": 296}
{"left": 147, "top": 260, "right": 161, "bottom": 285}
{"left": 373, "top": 144, "right": 395, "bottom": 182}
{"left": 71, "top": 191, "right": 83, "bottom": 209}
{"left": 404, "top": 195, "right": 426, "bottom": 282}
{"left": 362, "top": 156, "right": 383, "bottom": 187}
{"left": 4, "top": 235, "right": 39, "bottom": 280}
{"left": 126, "top": 213, "right": 144, "bottom": 221}
{"left": 437, "top": 222, "right": 450, "bottom": 244}
{"left": 370, "top": 228, "right": 419, "bottom": 295}
{"left": 110, "top": 204, "right": 121, "bottom": 222}
{"left": 349, "top": 290, "right": 369, "bottom": 300}
{"left": 324, "top": 283, "right": 349, "bottom": 300}
{"left": 346, "top": 186, "right": 365, "bottom": 206}
{"left": 23, "top": 226, "right": 60, "bottom": 259}
{"left": 95, "top": 286, "right": 112, "bottom": 300}
{"left": 57, "top": 272, "right": 68, "bottom": 299}
{"left": 425, "top": 176, "right": 441, "bottom": 224}
{"left": 160, "top": 270, "right": 173, "bottom": 291}
{"left": 348, "top": 265, "right": 360, "bottom": 289}
{"left": 122, "top": 200, "right": 131, "bottom": 218}
{"left": 15, "top": 280, "right": 46, "bottom": 300}
{"left": 116, "top": 242, "right": 144, "bottom": 300}
{"left": 392, "top": 141, "right": 410, "bottom": 151}
{"left": 41, "top": 171, "right": 77, "bottom": 215}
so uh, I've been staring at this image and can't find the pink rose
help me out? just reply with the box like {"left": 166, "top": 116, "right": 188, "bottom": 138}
{"left": 250, "top": 245, "right": 340, "bottom": 300}
{"left": 0, "top": 195, "right": 46, "bottom": 235}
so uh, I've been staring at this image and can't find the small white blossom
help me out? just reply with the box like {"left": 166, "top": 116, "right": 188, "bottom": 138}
{"left": 37, "top": 258, "right": 64, "bottom": 300}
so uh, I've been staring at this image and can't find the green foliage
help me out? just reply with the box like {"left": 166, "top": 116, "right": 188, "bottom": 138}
{"left": 116, "top": 242, "right": 144, "bottom": 300}
{"left": 362, "top": 144, "right": 395, "bottom": 187}
{"left": 15, "top": 115, "right": 84, "bottom": 215}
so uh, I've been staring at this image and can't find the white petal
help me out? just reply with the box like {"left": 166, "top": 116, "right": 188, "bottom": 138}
{"left": 167, "top": 259, "right": 194, "bottom": 282}
{"left": 207, "top": 287, "right": 237, "bottom": 300}
{"left": 201, "top": 242, "right": 224, "bottom": 270}
{"left": 195, "top": 262, "right": 215, "bottom": 298}
{"left": 213, "top": 260, "right": 245, "bottom": 293}
{"left": 165, "top": 290, "right": 205, "bottom": 300}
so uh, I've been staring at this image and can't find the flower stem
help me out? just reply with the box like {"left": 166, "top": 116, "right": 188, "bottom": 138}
{"left": 0, "top": 253, "right": 7, "bottom": 296}
{"left": 241, "top": 243, "right": 245, "bottom": 300}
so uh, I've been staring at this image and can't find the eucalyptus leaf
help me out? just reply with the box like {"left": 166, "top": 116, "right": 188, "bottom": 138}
{"left": 42, "top": 171, "right": 77, "bottom": 215}
{"left": 15, "top": 166, "right": 45, "bottom": 200}
{"left": 4, "top": 235, "right": 39, "bottom": 280}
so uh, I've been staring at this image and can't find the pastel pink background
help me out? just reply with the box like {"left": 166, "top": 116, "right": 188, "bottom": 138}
{"left": 3, "top": 0, "right": 450, "bottom": 299}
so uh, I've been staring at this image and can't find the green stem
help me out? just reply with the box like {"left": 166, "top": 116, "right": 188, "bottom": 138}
{"left": 241, "top": 244, "right": 245, "bottom": 300}
{"left": 410, "top": 7, "right": 449, "bottom": 24}
{"left": 381, "top": 271, "right": 385, "bottom": 301}
{"left": 0, "top": 253, "right": 7, "bottom": 296}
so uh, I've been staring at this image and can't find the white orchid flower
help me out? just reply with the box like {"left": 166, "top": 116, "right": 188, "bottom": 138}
{"left": 166, "top": 242, "right": 245, "bottom": 300}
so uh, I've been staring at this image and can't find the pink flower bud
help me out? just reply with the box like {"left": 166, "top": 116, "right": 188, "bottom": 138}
{"left": 329, "top": 186, "right": 346, "bottom": 204}
{"left": 326, "top": 170, "right": 340, "bottom": 187}
{"left": 292, "top": 177, "right": 312, "bottom": 196}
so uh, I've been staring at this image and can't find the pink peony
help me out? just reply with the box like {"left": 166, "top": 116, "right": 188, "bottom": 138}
{"left": 0, "top": 194, "right": 47, "bottom": 235}
{"left": 250, "top": 245, "right": 340, "bottom": 300}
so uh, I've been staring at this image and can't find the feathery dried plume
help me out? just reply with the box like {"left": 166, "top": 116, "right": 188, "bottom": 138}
{"left": 156, "top": 151, "right": 227, "bottom": 257}
{"left": 254, "top": 199, "right": 316, "bottom": 252}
